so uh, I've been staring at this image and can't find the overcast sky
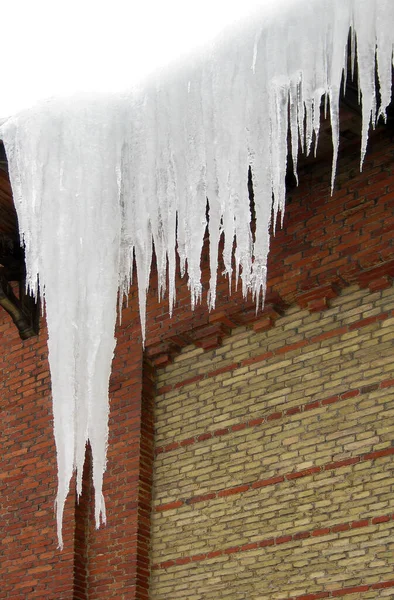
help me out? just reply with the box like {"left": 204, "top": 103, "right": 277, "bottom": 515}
{"left": 1, "top": 0, "right": 288, "bottom": 117}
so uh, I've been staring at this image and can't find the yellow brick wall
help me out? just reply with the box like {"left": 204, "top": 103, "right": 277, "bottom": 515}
{"left": 150, "top": 285, "right": 394, "bottom": 599}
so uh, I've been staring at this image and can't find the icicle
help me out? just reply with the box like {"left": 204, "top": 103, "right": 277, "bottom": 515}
{"left": 289, "top": 76, "right": 301, "bottom": 184}
{"left": 353, "top": 0, "right": 378, "bottom": 170}
{"left": 0, "top": 0, "right": 393, "bottom": 547}
{"left": 1, "top": 95, "right": 123, "bottom": 547}
{"left": 376, "top": 2, "right": 394, "bottom": 122}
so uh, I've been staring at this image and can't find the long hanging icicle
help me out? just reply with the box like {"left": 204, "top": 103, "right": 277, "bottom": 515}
{"left": 0, "top": 0, "right": 393, "bottom": 547}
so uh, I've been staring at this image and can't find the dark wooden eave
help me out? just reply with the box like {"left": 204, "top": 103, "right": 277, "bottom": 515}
{"left": 0, "top": 158, "right": 39, "bottom": 339}
{"left": 0, "top": 274, "right": 39, "bottom": 339}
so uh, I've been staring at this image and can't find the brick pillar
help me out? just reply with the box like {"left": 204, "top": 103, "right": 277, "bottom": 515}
{"left": 136, "top": 358, "right": 155, "bottom": 599}
{"left": 86, "top": 322, "right": 155, "bottom": 599}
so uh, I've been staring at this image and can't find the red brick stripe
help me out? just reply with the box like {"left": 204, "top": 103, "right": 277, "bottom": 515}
{"left": 292, "top": 579, "right": 394, "bottom": 599}
{"left": 154, "top": 446, "right": 394, "bottom": 512}
{"left": 152, "top": 513, "right": 394, "bottom": 569}
{"left": 155, "top": 377, "right": 394, "bottom": 456}
{"left": 156, "top": 309, "right": 393, "bottom": 395}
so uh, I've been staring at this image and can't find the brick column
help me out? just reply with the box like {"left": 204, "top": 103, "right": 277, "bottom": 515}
{"left": 85, "top": 322, "right": 155, "bottom": 599}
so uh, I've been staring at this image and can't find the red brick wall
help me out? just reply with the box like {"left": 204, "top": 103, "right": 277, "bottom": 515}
{"left": 0, "top": 321, "right": 75, "bottom": 599}
{"left": 0, "top": 130, "right": 393, "bottom": 598}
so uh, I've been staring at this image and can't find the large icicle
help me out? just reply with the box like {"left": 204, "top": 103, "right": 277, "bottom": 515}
{"left": 0, "top": 0, "right": 393, "bottom": 547}
{"left": 1, "top": 97, "right": 124, "bottom": 548}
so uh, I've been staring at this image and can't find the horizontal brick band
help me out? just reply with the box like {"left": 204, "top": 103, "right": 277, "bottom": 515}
{"left": 152, "top": 512, "right": 394, "bottom": 569}
{"left": 155, "top": 446, "right": 394, "bottom": 512}
{"left": 156, "top": 309, "right": 393, "bottom": 396}
{"left": 292, "top": 579, "right": 394, "bottom": 599}
{"left": 155, "top": 377, "right": 394, "bottom": 456}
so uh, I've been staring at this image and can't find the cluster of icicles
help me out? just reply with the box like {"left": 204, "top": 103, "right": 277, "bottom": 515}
{"left": 0, "top": 0, "right": 393, "bottom": 547}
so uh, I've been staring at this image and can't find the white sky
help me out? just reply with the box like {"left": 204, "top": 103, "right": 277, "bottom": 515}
{"left": 1, "top": 0, "right": 286, "bottom": 118}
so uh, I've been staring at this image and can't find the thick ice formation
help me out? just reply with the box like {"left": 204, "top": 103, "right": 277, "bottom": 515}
{"left": 0, "top": 0, "right": 393, "bottom": 547}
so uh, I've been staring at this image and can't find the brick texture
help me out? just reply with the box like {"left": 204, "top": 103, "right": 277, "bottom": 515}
{"left": 0, "top": 322, "right": 75, "bottom": 598}
{"left": 151, "top": 285, "right": 394, "bottom": 599}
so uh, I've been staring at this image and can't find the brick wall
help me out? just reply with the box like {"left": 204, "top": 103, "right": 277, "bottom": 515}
{"left": 151, "top": 283, "right": 394, "bottom": 599}
{"left": 0, "top": 321, "right": 75, "bottom": 598}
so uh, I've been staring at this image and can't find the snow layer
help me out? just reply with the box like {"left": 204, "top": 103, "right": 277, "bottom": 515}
{"left": 1, "top": 0, "right": 393, "bottom": 548}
